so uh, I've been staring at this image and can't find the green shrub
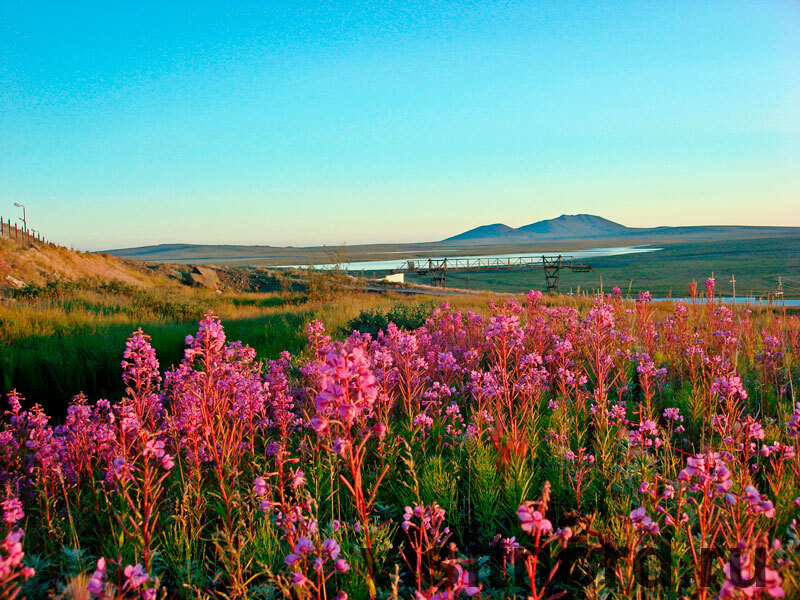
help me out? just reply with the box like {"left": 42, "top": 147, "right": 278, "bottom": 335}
{"left": 346, "top": 302, "right": 434, "bottom": 337}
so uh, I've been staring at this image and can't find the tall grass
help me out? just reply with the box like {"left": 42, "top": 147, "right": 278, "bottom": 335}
{"left": 1, "top": 279, "right": 462, "bottom": 416}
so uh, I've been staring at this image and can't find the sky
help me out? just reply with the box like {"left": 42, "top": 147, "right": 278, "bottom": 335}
{"left": 1, "top": 1, "right": 798, "bottom": 250}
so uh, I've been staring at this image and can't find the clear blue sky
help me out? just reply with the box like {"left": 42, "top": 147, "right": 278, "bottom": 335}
{"left": 1, "top": 1, "right": 798, "bottom": 250}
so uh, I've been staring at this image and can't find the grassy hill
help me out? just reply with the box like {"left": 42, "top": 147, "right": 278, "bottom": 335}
{"left": 0, "top": 236, "right": 166, "bottom": 291}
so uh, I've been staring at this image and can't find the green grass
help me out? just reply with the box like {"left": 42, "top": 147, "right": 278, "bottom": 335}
{"left": 403, "top": 236, "right": 800, "bottom": 298}
{"left": 0, "top": 313, "right": 312, "bottom": 416}
{"left": 1, "top": 279, "right": 486, "bottom": 417}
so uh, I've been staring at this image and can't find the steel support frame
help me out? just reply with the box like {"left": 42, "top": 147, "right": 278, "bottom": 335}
{"left": 542, "top": 255, "right": 562, "bottom": 293}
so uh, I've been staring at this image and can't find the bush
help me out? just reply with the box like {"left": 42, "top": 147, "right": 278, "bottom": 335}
{"left": 345, "top": 301, "right": 434, "bottom": 337}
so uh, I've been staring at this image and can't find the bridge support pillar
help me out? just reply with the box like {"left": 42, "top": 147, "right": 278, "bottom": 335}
{"left": 543, "top": 255, "right": 562, "bottom": 293}
{"left": 430, "top": 258, "right": 447, "bottom": 287}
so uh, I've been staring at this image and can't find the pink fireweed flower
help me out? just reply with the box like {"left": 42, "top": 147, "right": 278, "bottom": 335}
{"left": 2, "top": 497, "right": 24, "bottom": 525}
{"left": 314, "top": 342, "right": 378, "bottom": 427}
{"left": 121, "top": 329, "right": 164, "bottom": 425}
{"left": 630, "top": 507, "right": 660, "bottom": 536}
{"left": 122, "top": 563, "right": 149, "bottom": 590}
{"left": 0, "top": 528, "right": 35, "bottom": 581}
{"left": 107, "top": 456, "right": 133, "bottom": 483}
{"left": 517, "top": 502, "right": 552, "bottom": 536}
{"left": 285, "top": 553, "right": 300, "bottom": 566}
{"left": 294, "top": 536, "right": 314, "bottom": 556}
{"left": 87, "top": 557, "right": 107, "bottom": 596}
{"left": 310, "top": 414, "right": 329, "bottom": 434}
{"left": 413, "top": 413, "right": 434, "bottom": 432}
{"left": 306, "top": 319, "right": 333, "bottom": 356}
{"left": 719, "top": 549, "right": 784, "bottom": 599}
{"left": 291, "top": 469, "right": 305, "bottom": 489}
{"left": 322, "top": 538, "right": 341, "bottom": 560}
{"left": 556, "top": 527, "right": 573, "bottom": 545}
{"left": 679, "top": 452, "right": 733, "bottom": 496}
{"left": 527, "top": 289, "right": 544, "bottom": 305}
{"left": 661, "top": 483, "right": 675, "bottom": 499}
{"left": 742, "top": 486, "right": 775, "bottom": 518}
{"left": 253, "top": 476, "right": 268, "bottom": 496}
{"left": 712, "top": 375, "right": 748, "bottom": 402}
{"left": 486, "top": 314, "right": 524, "bottom": 348}
{"left": 496, "top": 535, "right": 521, "bottom": 560}
{"left": 787, "top": 403, "right": 800, "bottom": 437}
{"left": 143, "top": 438, "right": 165, "bottom": 459}
{"left": 334, "top": 558, "right": 350, "bottom": 573}
{"left": 332, "top": 438, "right": 349, "bottom": 456}
{"left": 450, "top": 562, "right": 482, "bottom": 596}
{"left": 705, "top": 277, "right": 715, "bottom": 296}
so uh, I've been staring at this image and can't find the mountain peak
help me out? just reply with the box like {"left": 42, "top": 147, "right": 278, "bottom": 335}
{"left": 445, "top": 214, "right": 628, "bottom": 242}
{"left": 519, "top": 214, "right": 628, "bottom": 236}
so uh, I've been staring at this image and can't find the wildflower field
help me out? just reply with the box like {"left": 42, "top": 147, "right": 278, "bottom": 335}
{"left": 2, "top": 280, "right": 799, "bottom": 599}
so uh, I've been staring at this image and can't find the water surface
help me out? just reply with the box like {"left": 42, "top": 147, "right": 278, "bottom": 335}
{"left": 279, "top": 245, "right": 661, "bottom": 271}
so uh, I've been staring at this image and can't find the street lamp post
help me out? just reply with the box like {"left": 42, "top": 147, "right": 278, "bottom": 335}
{"left": 13, "top": 202, "right": 27, "bottom": 232}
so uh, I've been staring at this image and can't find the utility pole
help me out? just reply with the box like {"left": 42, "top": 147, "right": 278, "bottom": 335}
{"left": 13, "top": 202, "right": 27, "bottom": 232}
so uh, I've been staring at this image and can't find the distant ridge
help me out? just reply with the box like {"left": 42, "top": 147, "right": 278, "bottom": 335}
{"left": 442, "top": 214, "right": 800, "bottom": 242}
{"left": 445, "top": 214, "right": 630, "bottom": 241}
{"left": 102, "top": 215, "right": 800, "bottom": 264}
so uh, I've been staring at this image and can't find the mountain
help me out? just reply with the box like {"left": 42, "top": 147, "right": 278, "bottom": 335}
{"left": 444, "top": 214, "right": 630, "bottom": 241}
{"left": 444, "top": 223, "right": 517, "bottom": 241}
{"left": 518, "top": 214, "right": 629, "bottom": 237}
{"left": 443, "top": 214, "right": 800, "bottom": 243}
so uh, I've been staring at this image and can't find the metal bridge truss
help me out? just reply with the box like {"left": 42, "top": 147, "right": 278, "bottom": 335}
{"left": 391, "top": 255, "right": 592, "bottom": 292}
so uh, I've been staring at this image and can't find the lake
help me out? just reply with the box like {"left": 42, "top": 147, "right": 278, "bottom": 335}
{"left": 279, "top": 245, "right": 661, "bottom": 271}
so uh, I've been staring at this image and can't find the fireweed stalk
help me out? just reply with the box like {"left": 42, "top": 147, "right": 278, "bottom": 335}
{"left": 517, "top": 482, "right": 572, "bottom": 600}
{"left": 310, "top": 338, "right": 389, "bottom": 598}
{"left": 0, "top": 495, "right": 35, "bottom": 600}
{"left": 401, "top": 503, "right": 481, "bottom": 598}
{"left": 111, "top": 330, "right": 174, "bottom": 572}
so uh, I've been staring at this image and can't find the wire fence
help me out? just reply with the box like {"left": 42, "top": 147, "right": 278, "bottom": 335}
{"left": 0, "top": 216, "right": 51, "bottom": 245}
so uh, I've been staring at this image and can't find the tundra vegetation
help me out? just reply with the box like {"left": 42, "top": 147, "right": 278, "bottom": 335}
{"left": 1, "top": 278, "right": 799, "bottom": 599}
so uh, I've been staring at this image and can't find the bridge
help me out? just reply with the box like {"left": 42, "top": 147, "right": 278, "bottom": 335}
{"left": 390, "top": 255, "right": 592, "bottom": 292}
